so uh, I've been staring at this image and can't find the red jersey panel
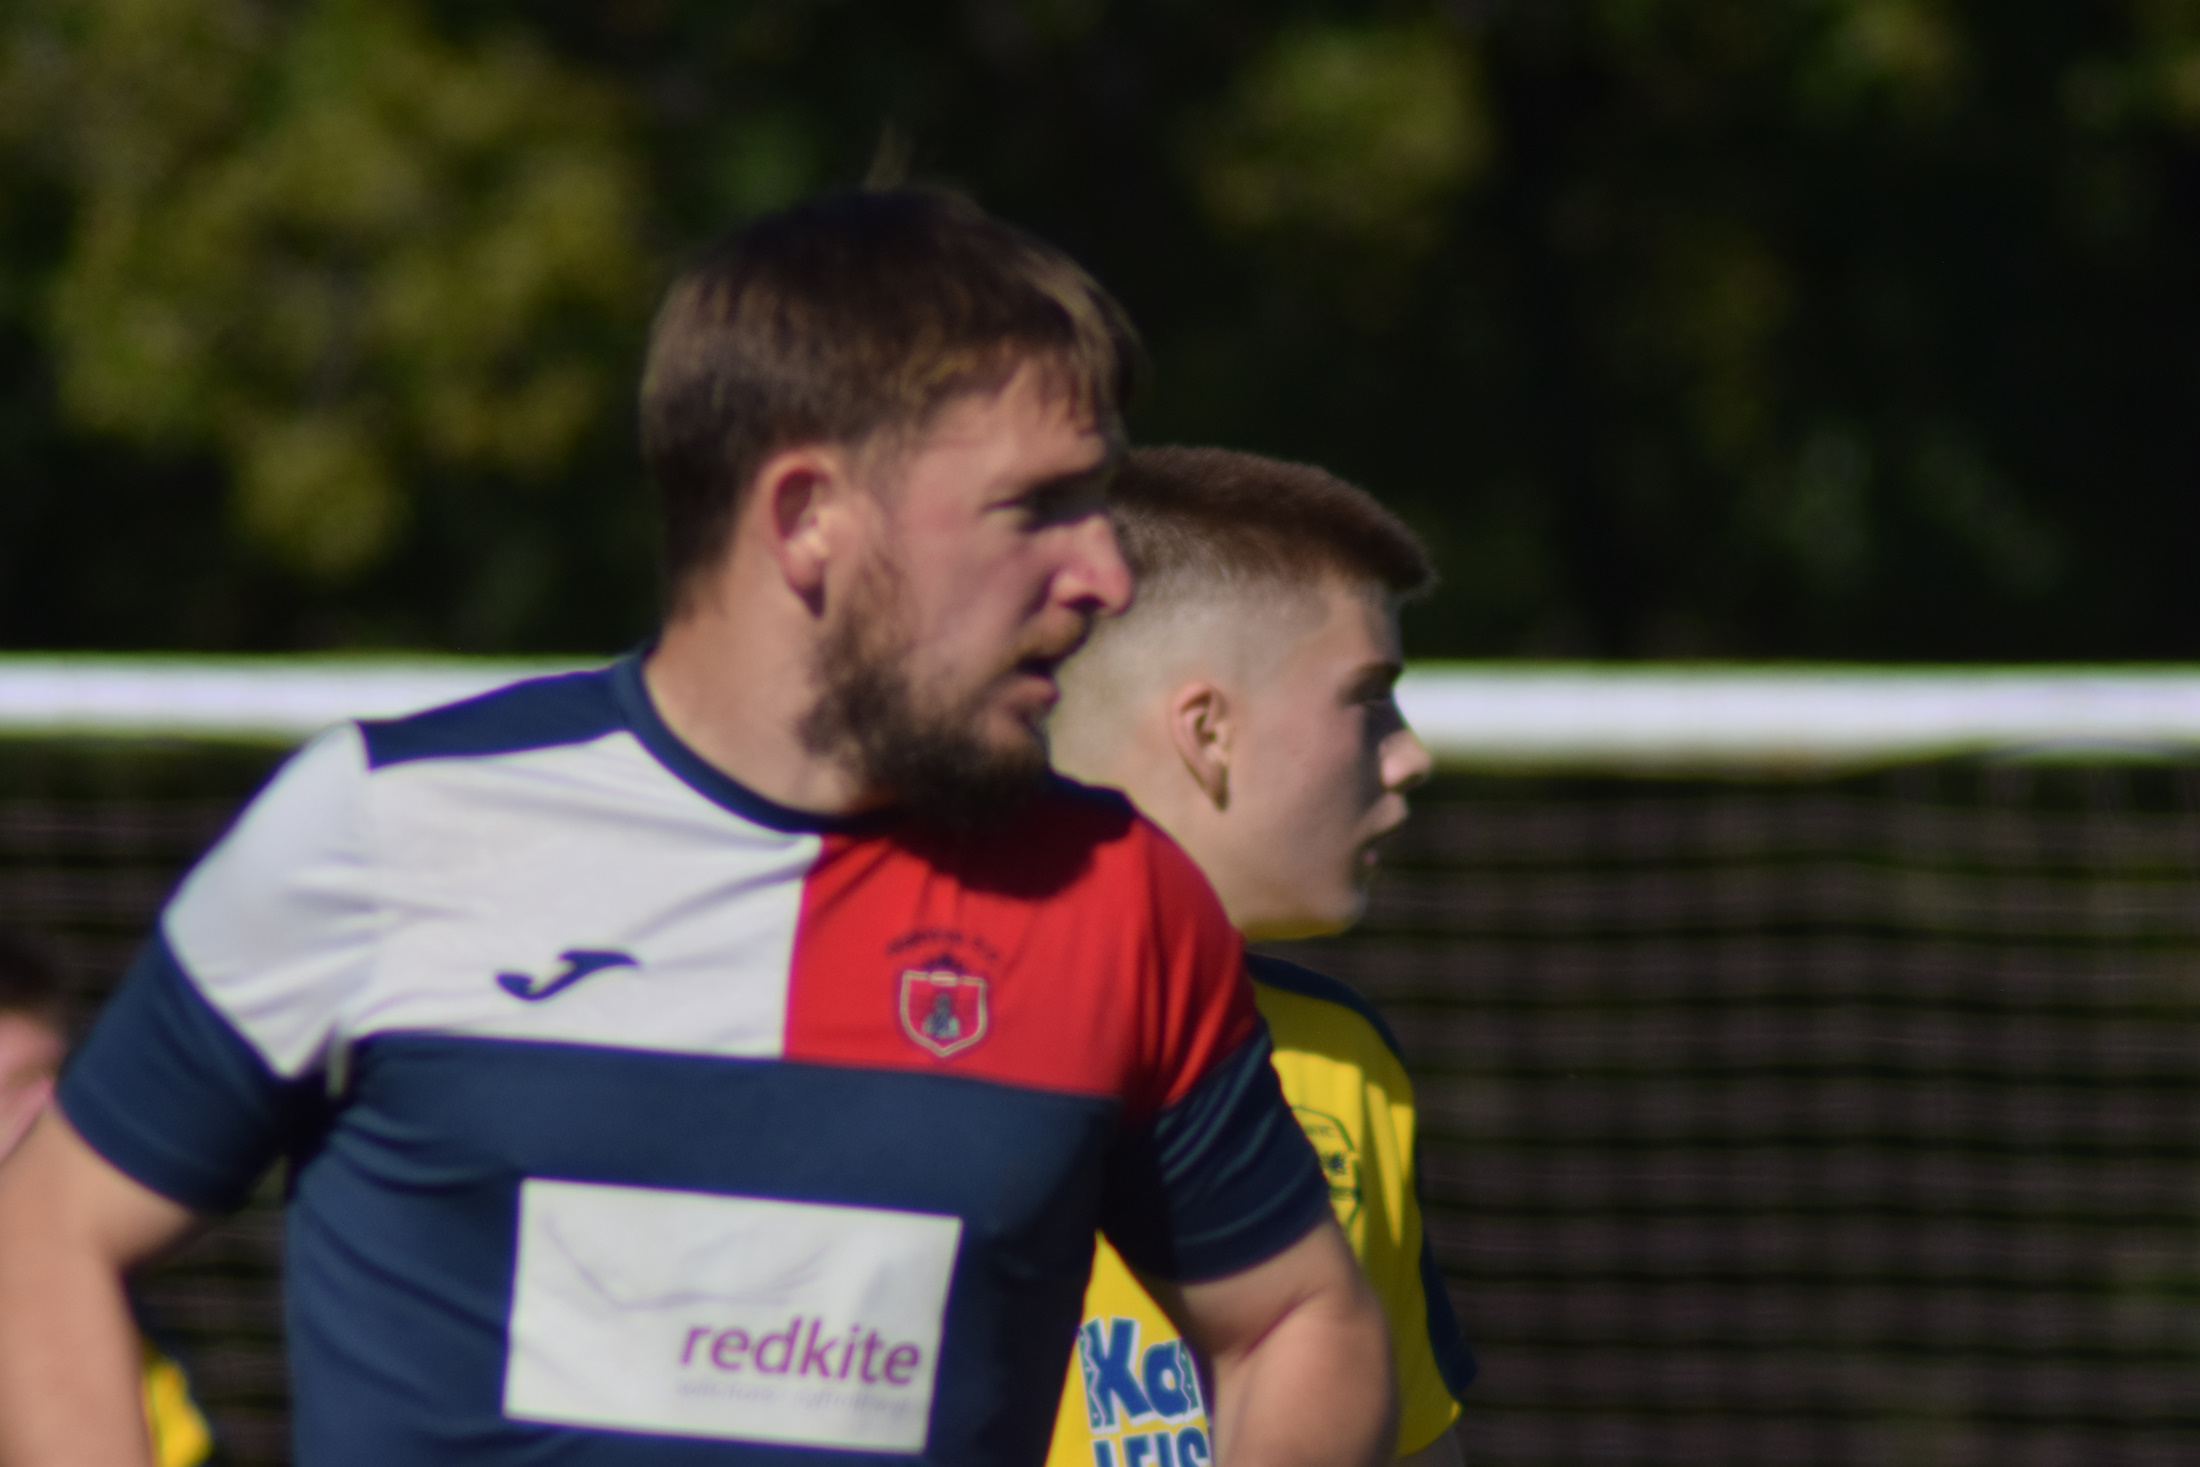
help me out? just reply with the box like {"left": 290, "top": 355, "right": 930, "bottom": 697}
{"left": 782, "top": 784, "right": 1257, "bottom": 1119}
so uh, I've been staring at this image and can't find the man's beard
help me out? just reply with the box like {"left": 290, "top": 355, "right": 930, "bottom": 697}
{"left": 798, "top": 553, "right": 1053, "bottom": 835}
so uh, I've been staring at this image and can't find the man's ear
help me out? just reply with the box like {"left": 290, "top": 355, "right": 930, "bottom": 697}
{"left": 753, "top": 446, "right": 855, "bottom": 614}
{"left": 1166, "top": 681, "right": 1232, "bottom": 810}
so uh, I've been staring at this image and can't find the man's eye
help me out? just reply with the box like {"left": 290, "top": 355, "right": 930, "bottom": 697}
{"left": 1364, "top": 694, "right": 1406, "bottom": 738}
{"left": 1021, "top": 483, "right": 1107, "bottom": 526}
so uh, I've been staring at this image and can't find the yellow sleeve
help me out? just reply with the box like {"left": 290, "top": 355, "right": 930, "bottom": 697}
{"left": 1255, "top": 984, "right": 1464, "bottom": 1458}
{"left": 141, "top": 1340, "right": 215, "bottom": 1467}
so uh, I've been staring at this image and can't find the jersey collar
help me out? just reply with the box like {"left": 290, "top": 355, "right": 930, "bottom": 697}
{"left": 609, "top": 652, "right": 897, "bottom": 836}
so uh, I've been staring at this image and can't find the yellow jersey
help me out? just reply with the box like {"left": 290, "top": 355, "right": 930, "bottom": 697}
{"left": 141, "top": 1338, "right": 214, "bottom": 1467}
{"left": 1047, "top": 955, "right": 1472, "bottom": 1467}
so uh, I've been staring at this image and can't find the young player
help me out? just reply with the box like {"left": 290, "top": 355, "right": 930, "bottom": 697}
{"left": 0, "top": 930, "right": 213, "bottom": 1467}
{"left": 1045, "top": 448, "right": 1474, "bottom": 1467}
{"left": 0, "top": 193, "right": 1395, "bottom": 1467}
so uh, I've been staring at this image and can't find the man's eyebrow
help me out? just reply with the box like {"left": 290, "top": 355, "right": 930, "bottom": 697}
{"left": 1345, "top": 659, "right": 1404, "bottom": 698}
{"left": 1007, "top": 460, "right": 1116, "bottom": 505}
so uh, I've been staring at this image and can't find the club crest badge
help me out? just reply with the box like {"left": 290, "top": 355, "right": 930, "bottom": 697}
{"left": 899, "top": 969, "right": 989, "bottom": 1059}
{"left": 1293, "top": 1107, "right": 1361, "bottom": 1228}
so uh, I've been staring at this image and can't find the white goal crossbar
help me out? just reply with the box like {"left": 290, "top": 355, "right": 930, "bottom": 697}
{"left": 5, "top": 655, "right": 2200, "bottom": 772}
{"left": 1395, "top": 664, "right": 2200, "bottom": 770}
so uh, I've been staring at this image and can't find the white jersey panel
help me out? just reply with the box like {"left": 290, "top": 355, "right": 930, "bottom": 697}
{"left": 505, "top": 1182, "right": 959, "bottom": 1452}
{"left": 163, "top": 725, "right": 384, "bottom": 1079}
{"left": 343, "top": 731, "right": 816, "bottom": 1060}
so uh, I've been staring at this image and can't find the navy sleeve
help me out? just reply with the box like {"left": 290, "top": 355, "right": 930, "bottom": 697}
{"left": 58, "top": 932, "right": 318, "bottom": 1214}
{"left": 1099, "top": 1028, "right": 1332, "bottom": 1283}
{"left": 1417, "top": 1220, "right": 1478, "bottom": 1398}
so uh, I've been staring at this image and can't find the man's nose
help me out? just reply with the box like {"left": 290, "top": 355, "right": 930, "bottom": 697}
{"left": 1383, "top": 725, "right": 1435, "bottom": 795}
{"left": 1057, "top": 511, "right": 1134, "bottom": 616}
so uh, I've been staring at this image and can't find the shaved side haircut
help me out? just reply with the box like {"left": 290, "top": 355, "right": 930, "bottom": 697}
{"left": 642, "top": 189, "right": 1142, "bottom": 612}
{"left": 1108, "top": 447, "right": 1432, "bottom": 611}
{"left": 1106, "top": 446, "right": 1430, "bottom": 616}
{"left": 1055, "top": 447, "right": 1431, "bottom": 762}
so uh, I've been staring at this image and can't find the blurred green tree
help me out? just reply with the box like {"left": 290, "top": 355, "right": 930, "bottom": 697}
{"left": 2, "top": 0, "right": 2198, "bottom": 659}
{"left": 1193, "top": 18, "right": 1488, "bottom": 263}
{"left": 4, "top": 0, "right": 649, "bottom": 583}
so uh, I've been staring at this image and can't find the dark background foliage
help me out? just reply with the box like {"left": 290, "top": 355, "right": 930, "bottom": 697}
{"left": 4, "top": 0, "right": 2198, "bottom": 661}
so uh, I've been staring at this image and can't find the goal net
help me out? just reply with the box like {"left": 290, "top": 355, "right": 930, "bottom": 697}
{"left": 5, "top": 660, "right": 2198, "bottom": 1467}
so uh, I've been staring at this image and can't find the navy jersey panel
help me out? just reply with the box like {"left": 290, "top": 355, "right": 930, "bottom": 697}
{"left": 360, "top": 667, "right": 626, "bottom": 769}
{"left": 284, "top": 1035, "right": 1117, "bottom": 1467}
{"left": 1099, "top": 1030, "right": 1330, "bottom": 1284}
{"left": 57, "top": 934, "right": 309, "bottom": 1214}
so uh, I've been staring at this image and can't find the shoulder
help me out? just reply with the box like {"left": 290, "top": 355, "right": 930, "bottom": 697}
{"left": 1028, "top": 772, "right": 1141, "bottom": 834}
{"left": 1246, "top": 954, "right": 1407, "bottom": 1069}
{"left": 1036, "top": 777, "right": 1208, "bottom": 887}
{"left": 358, "top": 663, "right": 625, "bottom": 770}
{"left": 171, "top": 662, "right": 632, "bottom": 938}
{"left": 943, "top": 775, "right": 1213, "bottom": 908}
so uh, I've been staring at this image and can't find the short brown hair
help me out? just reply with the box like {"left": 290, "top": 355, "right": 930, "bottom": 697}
{"left": 1109, "top": 446, "right": 1433, "bottom": 603}
{"left": 641, "top": 189, "right": 1141, "bottom": 607}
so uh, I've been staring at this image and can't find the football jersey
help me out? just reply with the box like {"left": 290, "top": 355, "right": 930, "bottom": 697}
{"left": 58, "top": 658, "right": 1330, "bottom": 1467}
{"left": 141, "top": 1341, "right": 214, "bottom": 1467}
{"left": 1047, "top": 956, "right": 1474, "bottom": 1467}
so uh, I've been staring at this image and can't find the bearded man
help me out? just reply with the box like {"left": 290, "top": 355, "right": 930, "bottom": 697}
{"left": 0, "top": 192, "right": 1393, "bottom": 1467}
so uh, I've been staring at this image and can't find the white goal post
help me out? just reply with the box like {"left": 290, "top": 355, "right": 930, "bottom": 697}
{"left": 4, "top": 655, "right": 2200, "bottom": 772}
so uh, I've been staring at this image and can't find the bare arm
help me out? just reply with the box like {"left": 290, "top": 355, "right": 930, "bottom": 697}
{"left": 1149, "top": 1216, "right": 1395, "bottom": 1467}
{"left": 0, "top": 1108, "right": 198, "bottom": 1467}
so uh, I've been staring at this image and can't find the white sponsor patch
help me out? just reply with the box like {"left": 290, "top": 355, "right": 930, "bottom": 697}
{"left": 505, "top": 1180, "right": 962, "bottom": 1453}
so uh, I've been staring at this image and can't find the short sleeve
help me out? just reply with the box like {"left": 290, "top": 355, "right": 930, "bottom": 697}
{"left": 57, "top": 725, "right": 380, "bottom": 1211}
{"left": 1247, "top": 956, "right": 1475, "bottom": 1449}
{"left": 1099, "top": 1027, "right": 1330, "bottom": 1283}
{"left": 1390, "top": 1139, "right": 1473, "bottom": 1450}
{"left": 1098, "top": 823, "right": 1330, "bottom": 1283}
{"left": 1335, "top": 1006, "right": 1474, "bottom": 1445}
